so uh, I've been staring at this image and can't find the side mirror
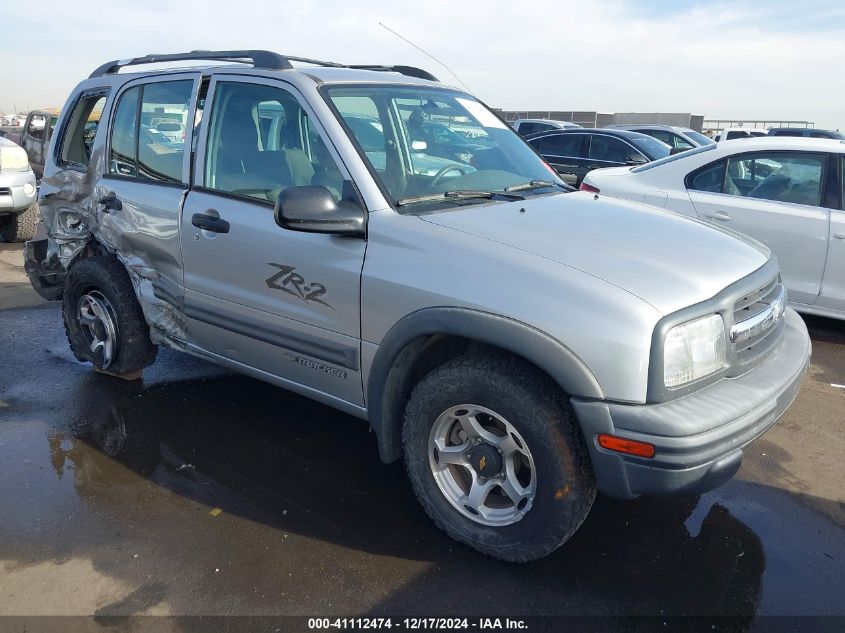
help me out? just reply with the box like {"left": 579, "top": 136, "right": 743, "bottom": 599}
{"left": 274, "top": 186, "right": 365, "bottom": 237}
{"left": 669, "top": 147, "right": 687, "bottom": 156}
{"left": 625, "top": 156, "right": 648, "bottom": 166}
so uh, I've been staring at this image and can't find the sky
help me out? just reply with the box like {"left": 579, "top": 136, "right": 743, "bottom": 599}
{"left": 1, "top": 0, "right": 844, "bottom": 129}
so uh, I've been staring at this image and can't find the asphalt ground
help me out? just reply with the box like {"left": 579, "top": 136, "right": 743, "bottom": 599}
{"left": 0, "top": 242, "right": 843, "bottom": 631}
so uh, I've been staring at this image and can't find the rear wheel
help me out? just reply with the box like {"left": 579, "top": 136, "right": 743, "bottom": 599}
{"left": 403, "top": 352, "right": 596, "bottom": 562}
{"left": 63, "top": 256, "right": 157, "bottom": 377}
{"left": 0, "top": 203, "right": 39, "bottom": 242}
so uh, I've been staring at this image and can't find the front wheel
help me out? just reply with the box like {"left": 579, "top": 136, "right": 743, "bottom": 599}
{"left": 0, "top": 203, "right": 39, "bottom": 242}
{"left": 403, "top": 352, "right": 596, "bottom": 562}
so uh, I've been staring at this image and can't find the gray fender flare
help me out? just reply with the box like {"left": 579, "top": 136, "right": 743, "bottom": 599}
{"left": 366, "top": 307, "right": 604, "bottom": 463}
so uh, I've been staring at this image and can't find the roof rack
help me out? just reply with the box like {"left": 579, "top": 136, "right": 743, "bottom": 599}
{"left": 89, "top": 50, "right": 293, "bottom": 78}
{"left": 286, "top": 56, "right": 438, "bottom": 82}
{"left": 89, "top": 50, "right": 439, "bottom": 83}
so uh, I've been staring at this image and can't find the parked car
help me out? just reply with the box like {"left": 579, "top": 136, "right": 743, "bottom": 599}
{"left": 581, "top": 137, "right": 845, "bottom": 320}
{"left": 0, "top": 136, "right": 39, "bottom": 241}
{"left": 1, "top": 109, "right": 60, "bottom": 179}
{"left": 149, "top": 118, "right": 185, "bottom": 143}
{"left": 526, "top": 128, "right": 671, "bottom": 186}
{"left": 511, "top": 118, "right": 581, "bottom": 137}
{"left": 607, "top": 124, "right": 715, "bottom": 151}
{"left": 26, "top": 50, "right": 809, "bottom": 562}
{"left": 768, "top": 127, "right": 844, "bottom": 140}
{"left": 713, "top": 128, "right": 768, "bottom": 142}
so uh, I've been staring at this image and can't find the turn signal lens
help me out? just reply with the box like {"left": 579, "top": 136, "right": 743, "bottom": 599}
{"left": 580, "top": 182, "right": 600, "bottom": 193}
{"left": 597, "top": 434, "right": 655, "bottom": 458}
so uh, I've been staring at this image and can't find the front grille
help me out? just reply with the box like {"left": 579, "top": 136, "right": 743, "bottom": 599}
{"left": 731, "top": 277, "right": 785, "bottom": 365}
{"left": 0, "top": 188, "right": 11, "bottom": 196}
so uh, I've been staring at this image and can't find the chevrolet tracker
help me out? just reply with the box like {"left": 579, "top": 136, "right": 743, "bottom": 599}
{"left": 25, "top": 50, "right": 811, "bottom": 561}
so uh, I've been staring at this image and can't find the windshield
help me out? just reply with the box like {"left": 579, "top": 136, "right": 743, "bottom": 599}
{"left": 683, "top": 129, "right": 716, "bottom": 146}
{"left": 629, "top": 135, "right": 672, "bottom": 160}
{"left": 324, "top": 85, "right": 564, "bottom": 210}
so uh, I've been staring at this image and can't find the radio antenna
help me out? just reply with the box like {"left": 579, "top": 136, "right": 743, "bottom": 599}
{"left": 379, "top": 22, "right": 472, "bottom": 93}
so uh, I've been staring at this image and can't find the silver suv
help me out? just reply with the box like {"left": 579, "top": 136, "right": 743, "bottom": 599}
{"left": 0, "top": 136, "right": 39, "bottom": 242}
{"left": 25, "top": 50, "right": 811, "bottom": 561}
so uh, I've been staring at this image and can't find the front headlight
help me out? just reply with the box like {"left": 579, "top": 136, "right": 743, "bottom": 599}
{"left": 664, "top": 314, "right": 726, "bottom": 388}
{"left": 0, "top": 144, "right": 29, "bottom": 171}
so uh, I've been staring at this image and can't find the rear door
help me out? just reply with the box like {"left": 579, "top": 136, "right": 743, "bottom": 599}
{"left": 96, "top": 73, "right": 199, "bottom": 318}
{"left": 180, "top": 76, "right": 366, "bottom": 406}
{"left": 530, "top": 133, "right": 587, "bottom": 185}
{"left": 687, "top": 150, "right": 830, "bottom": 305}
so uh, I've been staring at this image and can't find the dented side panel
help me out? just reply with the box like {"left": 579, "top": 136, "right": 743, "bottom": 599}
{"left": 27, "top": 76, "right": 194, "bottom": 343}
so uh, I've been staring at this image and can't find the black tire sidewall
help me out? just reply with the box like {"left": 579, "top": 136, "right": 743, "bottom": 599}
{"left": 62, "top": 257, "right": 155, "bottom": 374}
{"left": 0, "top": 203, "right": 38, "bottom": 242}
{"left": 404, "top": 355, "right": 596, "bottom": 560}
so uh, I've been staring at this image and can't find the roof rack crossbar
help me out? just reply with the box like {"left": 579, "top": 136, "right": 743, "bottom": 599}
{"left": 89, "top": 50, "right": 293, "bottom": 78}
{"left": 348, "top": 65, "right": 439, "bottom": 82}
{"left": 284, "top": 57, "right": 438, "bottom": 82}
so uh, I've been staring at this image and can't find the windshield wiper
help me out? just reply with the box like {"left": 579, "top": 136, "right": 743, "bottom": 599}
{"left": 503, "top": 179, "right": 569, "bottom": 193}
{"left": 396, "top": 189, "right": 525, "bottom": 207}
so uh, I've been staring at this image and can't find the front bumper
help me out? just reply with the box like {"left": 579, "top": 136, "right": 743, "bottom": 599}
{"left": 572, "top": 308, "right": 811, "bottom": 499}
{"left": 0, "top": 169, "right": 37, "bottom": 213}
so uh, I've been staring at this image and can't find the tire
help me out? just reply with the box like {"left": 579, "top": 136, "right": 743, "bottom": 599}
{"left": 403, "top": 352, "right": 596, "bottom": 562}
{"left": 0, "top": 202, "right": 39, "bottom": 242}
{"left": 62, "top": 256, "right": 157, "bottom": 377}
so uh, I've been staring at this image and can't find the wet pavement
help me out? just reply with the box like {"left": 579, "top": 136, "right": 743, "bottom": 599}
{"left": 1, "top": 299, "right": 844, "bottom": 624}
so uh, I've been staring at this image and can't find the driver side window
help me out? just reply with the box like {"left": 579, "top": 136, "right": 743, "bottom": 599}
{"left": 204, "top": 82, "right": 342, "bottom": 204}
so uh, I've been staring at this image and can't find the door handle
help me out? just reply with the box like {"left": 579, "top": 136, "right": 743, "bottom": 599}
{"left": 98, "top": 193, "right": 122, "bottom": 213}
{"left": 191, "top": 212, "right": 230, "bottom": 234}
{"left": 704, "top": 210, "right": 732, "bottom": 221}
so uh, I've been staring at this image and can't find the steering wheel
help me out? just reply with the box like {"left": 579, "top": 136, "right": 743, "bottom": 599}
{"left": 431, "top": 164, "right": 469, "bottom": 187}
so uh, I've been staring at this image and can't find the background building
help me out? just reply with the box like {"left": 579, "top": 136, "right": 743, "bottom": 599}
{"left": 496, "top": 110, "right": 705, "bottom": 131}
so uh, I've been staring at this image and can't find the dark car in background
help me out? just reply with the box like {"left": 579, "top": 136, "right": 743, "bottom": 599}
{"left": 768, "top": 127, "right": 844, "bottom": 140}
{"left": 606, "top": 124, "right": 715, "bottom": 151}
{"left": 525, "top": 128, "right": 671, "bottom": 186}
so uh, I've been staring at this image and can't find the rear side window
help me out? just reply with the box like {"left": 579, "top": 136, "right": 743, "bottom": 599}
{"left": 534, "top": 134, "right": 584, "bottom": 158}
{"left": 57, "top": 90, "right": 109, "bottom": 170}
{"left": 688, "top": 160, "right": 726, "bottom": 193}
{"left": 773, "top": 130, "right": 803, "bottom": 137}
{"left": 108, "top": 80, "right": 192, "bottom": 183}
{"left": 726, "top": 131, "right": 749, "bottom": 140}
{"left": 589, "top": 135, "right": 639, "bottom": 163}
{"left": 518, "top": 122, "right": 538, "bottom": 136}
{"left": 26, "top": 114, "right": 47, "bottom": 140}
{"left": 109, "top": 87, "right": 141, "bottom": 177}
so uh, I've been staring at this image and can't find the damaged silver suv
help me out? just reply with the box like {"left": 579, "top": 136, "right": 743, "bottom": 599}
{"left": 26, "top": 51, "right": 811, "bottom": 561}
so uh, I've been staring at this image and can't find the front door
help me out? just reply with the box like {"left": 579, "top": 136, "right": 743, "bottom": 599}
{"left": 180, "top": 77, "right": 367, "bottom": 405}
{"left": 687, "top": 151, "right": 831, "bottom": 306}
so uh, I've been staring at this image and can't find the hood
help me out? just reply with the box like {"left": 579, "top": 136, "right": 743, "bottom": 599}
{"left": 420, "top": 191, "right": 770, "bottom": 315}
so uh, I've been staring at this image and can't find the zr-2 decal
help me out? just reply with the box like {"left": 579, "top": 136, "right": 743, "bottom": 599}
{"left": 283, "top": 353, "right": 348, "bottom": 379}
{"left": 265, "top": 264, "right": 334, "bottom": 310}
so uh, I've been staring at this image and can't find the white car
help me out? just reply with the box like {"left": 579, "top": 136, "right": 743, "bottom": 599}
{"left": 581, "top": 137, "right": 845, "bottom": 320}
{"left": 713, "top": 128, "right": 767, "bottom": 142}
